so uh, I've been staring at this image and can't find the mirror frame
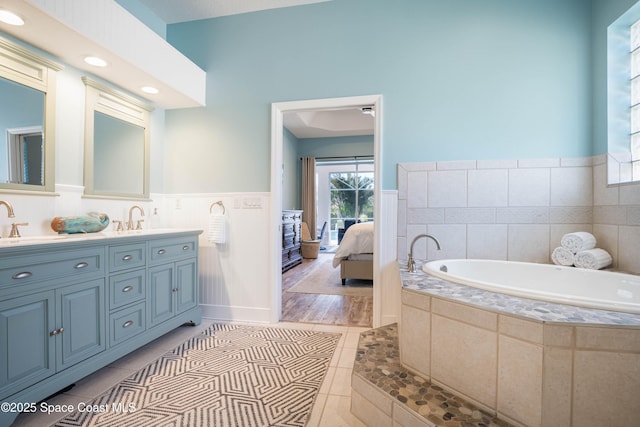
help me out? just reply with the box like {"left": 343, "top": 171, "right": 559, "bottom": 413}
{"left": 0, "top": 36, "right": 62, "bottom": 194}
{"left": 82, "top": 77, "right": 153, "bottom": 200}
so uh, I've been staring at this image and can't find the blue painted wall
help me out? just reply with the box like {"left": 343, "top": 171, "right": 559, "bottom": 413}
{"left": 165, "top": 0, "right": 593, "bottom": 190}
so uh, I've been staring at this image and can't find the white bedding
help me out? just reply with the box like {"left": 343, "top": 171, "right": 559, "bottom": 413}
{"left": 332, "top": 222, "right": 374, "bottom": 268}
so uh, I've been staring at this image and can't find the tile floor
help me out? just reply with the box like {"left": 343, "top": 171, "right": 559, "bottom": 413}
{"left": 11, "top": 321, "right": 369, "bottom": 427}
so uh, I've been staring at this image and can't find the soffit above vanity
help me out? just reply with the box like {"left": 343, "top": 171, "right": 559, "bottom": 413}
{"left": 0, "top": 0, "right": 206, "bottom": 109}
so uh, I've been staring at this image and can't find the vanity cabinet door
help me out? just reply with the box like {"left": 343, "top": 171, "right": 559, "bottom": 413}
{"left": 175, "top": 259, "right": 197, "bottom": 314}
{"left": 148, "top": 265, "right": 176, "bottom": 327}
{"left": 56, "top": 279, "right": 106, "bottom": 370}
{"left": 0, "top": 291, "right": 56, "bottom": 399}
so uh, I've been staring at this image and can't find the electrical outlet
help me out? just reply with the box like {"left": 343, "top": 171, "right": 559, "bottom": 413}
{"left": 243, "top": 197, "right": 262, "bottom": 209}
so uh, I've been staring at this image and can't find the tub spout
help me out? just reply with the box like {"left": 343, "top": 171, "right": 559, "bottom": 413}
{"left": 408, "top": 234, "right": 441, "bottom": 273}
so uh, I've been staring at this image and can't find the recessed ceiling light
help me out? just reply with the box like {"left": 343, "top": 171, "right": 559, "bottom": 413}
{"left": 141, "top": 86, "right": 159, "bottom": 94}
{"left": 0, "top": 10, "right": 24, "bottom": 26}
{"left": 84, "top": 56, "right": 108, "bottom": 67}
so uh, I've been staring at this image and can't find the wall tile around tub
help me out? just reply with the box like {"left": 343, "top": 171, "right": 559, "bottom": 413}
{"left": 497, "top": 336, "right": 543, "bottom": 427}
{"left": 499, "top": 315, "right": 543, "bottom": 344}
{"left": 467, "top": 224, "right": 508, "bottom": 260}
{"left": 628, "top": 206, "right": 640, "bottom": 225}
{"left": 573, "top": 351, "right": 640, "bottom": 427}
{"left": 507, "top": 224, "right": 550, "bottom": 262}
{"left": 432, "top": 299, "right": 497, "bottom": 331}
{"left": 591, "top": 224, "right": 619, "bottom": 268}
{"left": 477, "top": 159, "right": 518, "bottom": 169}
{"left": 549, "top": 207, "right": 593, "bottom": 224}
{"left": 436, "top": 159, "right": 477, "bottom": 170}
{"left": 407, "top": 208, "right": 444, "bottom": 224}
{"left": 428, "top": 170, "right": 467, "bottom": 208}
{"left": 619, "top": 183, "right": 640, "bottom": 205}
{"left": 496, "top": 207, "right": 550, "bottom": 224}
{"left": 518, "top": 158, "right": 560, "bottom": 168}
{"left": 397, "top": 199, "right": 407, "bottom": 237}
{"left": 445, "top": 207, "right": 495, "bottom": 224}
{"left": 407, "top": 171, "right": 428, "bottom": 208}
{"left": 550, "top": 167, "right": 593, "bottom": 207}
{"left": 400, "top": 305, "right": 431, "bottom": 378}
{"left": 593, "top": 163, "right": 619, "bottom": 206}
{"left": 431, "top": 315, "right": 497, "bottom": 408}
{"left": 508, "top": 168, "right": 550, "bottom": 207}
{"left": 618, "top": 225, "right": 640, "bottom": 273}
{"left": 541, "top": 347, "right": 573, "bottom": 427}
{"left": 468, "top": 169, "right": 508, "bottom": 207}
{"left": 593, "top": 205, "right": 626, "bottom": 225}
{"left": 426, "top": 224, "right": 467, "bottom": 260}
{"left": 397, "top": 164, "right": 408, "bottom": 200}
{"left": 576, "top": 325, "right": 640, "bottom": 352}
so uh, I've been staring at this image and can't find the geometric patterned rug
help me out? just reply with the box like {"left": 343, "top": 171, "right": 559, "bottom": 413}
{"left": 54, "top": 324, "right": 341, "bottom": 427}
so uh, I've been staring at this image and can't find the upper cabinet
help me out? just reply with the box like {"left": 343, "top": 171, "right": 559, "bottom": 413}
{"left": 0, "top": 0, "right": 205, "bottom": 109}
{"left": 0, "top": 35, "right": 61, "bottom": 194}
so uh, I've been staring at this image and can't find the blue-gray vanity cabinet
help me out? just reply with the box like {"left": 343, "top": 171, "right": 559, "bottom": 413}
{"left": 0, "top": 291, "right": 56, "bottom": 400}
{"left": 0, "top": 230, "right": 201, "bottom": 427}
{"left": 147, "top": 236, "right": 198, "bottom": 328}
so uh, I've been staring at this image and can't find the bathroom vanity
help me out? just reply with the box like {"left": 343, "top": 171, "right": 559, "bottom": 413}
{"left": 0, "top": 229, "right": 202, "bottom": 426}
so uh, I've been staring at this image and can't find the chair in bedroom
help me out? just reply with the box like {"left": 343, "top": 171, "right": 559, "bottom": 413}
{"left": 337, "top": 219, "right": 356, "bottom": 244}
{"left": 301, "top": 222, "right": 321, "bottom": 259}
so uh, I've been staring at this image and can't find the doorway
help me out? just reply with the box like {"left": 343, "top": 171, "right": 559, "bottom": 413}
{"left": 270, "top": 95, "right": 383, "bottom": 326}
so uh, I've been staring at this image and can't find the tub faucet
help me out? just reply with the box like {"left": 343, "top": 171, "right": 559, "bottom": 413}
{"left": 408, "top": 234, "right": 441, "bottom": 273}
{"left": 127, "top": 205, "right": 145, "bottom": 230}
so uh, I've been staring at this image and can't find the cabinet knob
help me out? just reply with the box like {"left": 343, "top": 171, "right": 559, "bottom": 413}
{"left": 173, "top": 287, "right": 179, "bottom": 292}
{"left": 182, "top": 245, "right": 190, "bottom": 251}
{"left": 122, "top": 255, "right": 133, "bottom": 261}
{"left": 74, "top": 262, "right": 89, "bottom": 269}
{"left": 122, "top": 320, "right": 134, "bottom": 328}
{"left": 12, "top": 271, "right": 32, "bottom": 280}
{"left": 122, "top": 285, "right": 134, "bottom": 293}
{"left": 49, "top": 327, "right": 64, "bottom": 336}
{"left": 157, "top": 249, "right": 166, "bottom": 255}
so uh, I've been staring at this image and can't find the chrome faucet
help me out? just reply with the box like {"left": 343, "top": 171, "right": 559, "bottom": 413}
{"left": 407, "top": 234, "right": 441, "bottom": 273}
{"left": 127, "top": 205, "right": 145, "bottom": 230}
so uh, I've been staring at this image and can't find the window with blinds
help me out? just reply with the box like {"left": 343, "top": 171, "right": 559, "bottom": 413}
{"left": 630, "top": 19, "right": 640, "bottom": 178}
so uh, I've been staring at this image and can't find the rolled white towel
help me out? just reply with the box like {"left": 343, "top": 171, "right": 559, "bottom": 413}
{"left": 207, "top": 213, "right": 226, "bottom": 244}
{"left": 551, "top": 247, "right": 575, "bottom": 266}
{"left": 560, "top": 232, "right": 596, "bottom": 253}
{"left": 574, "top": 248, "right": 612, "bottom": 270}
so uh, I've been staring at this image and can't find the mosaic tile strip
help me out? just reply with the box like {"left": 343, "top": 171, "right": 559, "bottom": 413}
{"left": 353, "top": 324, "right": 513, "bottom": 427}
{"left": 400, "top": 268, "right": 640, "bottom": 326}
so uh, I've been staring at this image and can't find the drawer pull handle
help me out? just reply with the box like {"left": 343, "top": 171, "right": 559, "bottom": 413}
{"left": 122, "top": 320, "right": 134, "bottom": 328}
{"left": 12, "top": 271, "right": 32, "bottom": 280}
{"left": 74, "top": 262, "right": 89, "bottom": 269}
{"left": 173, "top": 287, "right": 179, "bottom": 292}
{"left": 182, "top": 245, "right": 190, "bottom": 251}
{"left": 157, "top": 249, "right": 166, "bottom": 255}
{"left": 50, "top": 327, "right": 64, "bottom": 336}
{"left": 122, "top": 255, "right": 133, "bottom": 261}
{"left": 122, "top": 285, "right": 134, "bottom": 293}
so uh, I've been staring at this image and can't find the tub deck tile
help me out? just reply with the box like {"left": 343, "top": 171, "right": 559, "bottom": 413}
{"left": 352, "top": 323, "right": 513, "bottom": 427}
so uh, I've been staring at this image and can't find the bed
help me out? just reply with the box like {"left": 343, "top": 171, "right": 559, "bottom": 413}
{"left": 332, "top": 221, "right": 374, "bottom": 285}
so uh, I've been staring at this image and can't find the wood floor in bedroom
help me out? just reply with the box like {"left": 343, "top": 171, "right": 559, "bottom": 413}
{"left": 282, "top": 253, "right": 373, "bottom": 327}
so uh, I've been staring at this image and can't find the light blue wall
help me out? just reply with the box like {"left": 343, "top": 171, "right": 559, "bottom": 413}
{"left": 283, "top": 128, "right": 299, "bottom": 210}
{"left": 166, "top": 0, "right": 593, "bottom": 191}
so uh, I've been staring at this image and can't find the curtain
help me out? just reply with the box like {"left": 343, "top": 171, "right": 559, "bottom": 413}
{"left": 301, "top": 156, "right": 316, "bottom": 239}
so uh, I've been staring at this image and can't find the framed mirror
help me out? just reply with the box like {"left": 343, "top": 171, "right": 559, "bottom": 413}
{"left": 0, "top": 36, "right": 61, "bottom": 194}
{"left": 83, "top": 77, "right": 152, "bottom": 200}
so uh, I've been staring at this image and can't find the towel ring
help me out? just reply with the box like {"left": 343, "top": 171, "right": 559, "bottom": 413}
{"left": 210, "top": 201, "right": 225, "bottom": 215}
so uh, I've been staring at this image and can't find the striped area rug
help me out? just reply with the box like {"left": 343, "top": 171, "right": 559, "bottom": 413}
{"left": 55, "top": 324, "right": 340, "bottom": 427}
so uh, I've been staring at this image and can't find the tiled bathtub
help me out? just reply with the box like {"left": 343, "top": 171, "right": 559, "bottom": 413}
{"left": 399, "top": 267, "right": 640, "bottom": 427}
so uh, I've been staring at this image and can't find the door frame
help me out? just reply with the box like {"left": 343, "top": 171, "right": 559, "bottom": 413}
{"left": 269, "top": 95, "right": 383, "bottom": 325}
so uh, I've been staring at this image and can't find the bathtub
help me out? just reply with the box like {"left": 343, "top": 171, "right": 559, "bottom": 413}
{"left": 422, "top": 259, "right": 640, "bottom": 314}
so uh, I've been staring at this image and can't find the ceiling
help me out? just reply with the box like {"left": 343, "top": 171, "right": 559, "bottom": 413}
{"left": 284, "top": 107, "right": 375, "bottom": 139}
{"left": 137, "top": 0, "right": 333, "bottom": 23}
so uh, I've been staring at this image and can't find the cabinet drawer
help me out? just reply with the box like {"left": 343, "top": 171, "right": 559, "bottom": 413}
{"left": 109, "top": 243, "right": 146, "bottom": 272}
{"left": 109, "top": 303, "right": 145, "bottom": 347}
{"left": 0, "top": 248, "right": 104, "bottom": 287}
{"left": 149, "top": 237, "right": 197, "bottom": 264}
{"left": 109, "top": 270, "right": 145, "bottom": 309}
